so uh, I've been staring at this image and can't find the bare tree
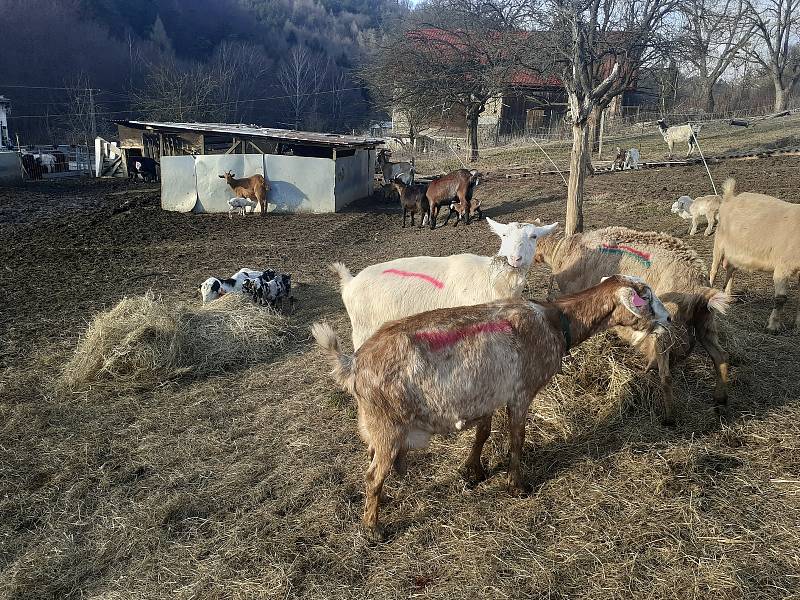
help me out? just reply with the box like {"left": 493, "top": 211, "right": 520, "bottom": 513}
{"left": 212, "top": 42, "right": 273, "bottom": 123}
{"left": 362, "top": 0, "right": 524, "bottom": 162}
{"left": 745, "top": 0, "right": 800, "bottom": 111}
{"left": 277, "top": 47, "right": 329, "bottom": 130}
{"left": 133, "top": 58, "right": 222, "bottom": 122}
{"left": 527, "top": 0, "right": 679, "bottom": 235}
{"left": 681, "top": 0, "right": 755, "bottom": 113}
{"left": 60, "top": 73, "right": 99, "bottom": 145}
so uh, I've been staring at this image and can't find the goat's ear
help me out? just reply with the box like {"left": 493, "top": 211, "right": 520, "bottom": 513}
{"left": 617, "top": 285, "right": 652, "bottom": 318}
{"left": 525, "top": 221, "right": 559, "bottom": 238}
{"left": 486, "top": 217, "right": 508, "bottom": 236}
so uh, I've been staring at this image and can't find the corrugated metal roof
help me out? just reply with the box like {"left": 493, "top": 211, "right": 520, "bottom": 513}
{"left": 114, "top": 120, "right": 384, "bottom": 148}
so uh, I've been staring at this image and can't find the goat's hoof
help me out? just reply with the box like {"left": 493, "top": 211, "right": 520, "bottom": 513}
{"left": 661, "top": 415, "right": 676, "bottom": 428}
{"left": 765, "top": 324, "right": 784, "bottom": 335}
{"left": 362, "top": 524, "right": 386, "bottom": 543}
{"left": 459, "top": 462, "right": 487, "bottom": 486}
{"left": 713, "top": 402, "right": 731, "bottom": 420}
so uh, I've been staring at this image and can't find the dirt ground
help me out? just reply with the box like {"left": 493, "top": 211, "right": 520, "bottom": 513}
{"left": 1, "top": 157, "right": 799, "bottom": 599}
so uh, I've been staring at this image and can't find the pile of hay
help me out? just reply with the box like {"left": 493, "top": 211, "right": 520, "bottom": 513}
{"left": 61, "top": 292, "right": 294, "bottom": 391}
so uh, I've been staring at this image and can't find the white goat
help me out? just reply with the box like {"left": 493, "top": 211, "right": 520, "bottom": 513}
{"left": 332, "top": 217, "right": 559, "bottom": 349}
{"left": 227, "top": 196, "right": 258, "bottom": 218}
{"left": 657, "top": 119, "right": 702, "bottom": 158}
{"left": 710, "top": 178, "right": 800, "bottom": 333}
{"left": 671, "top": 193, "right": 721, "bottom": 236}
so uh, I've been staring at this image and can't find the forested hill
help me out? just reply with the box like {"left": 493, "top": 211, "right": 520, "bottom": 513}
{"left": 1, "top": 0, "right": 405, "bottom": 144}
{"left": 80, "top": 0, "right": 396, "bottom": 64}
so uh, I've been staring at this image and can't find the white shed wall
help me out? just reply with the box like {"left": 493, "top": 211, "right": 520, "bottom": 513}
{"left": 160, "top": 156, "right": 198, "bottom": 212}
{"left": 334, "top": 148, "right": 373, "bottom": 211}
{"left": 264, "top": 154, "right": 334, "bottom": 213}
{"left": 159, "top": 153, "right": 352, "bottom": 214}
{"left": 0, "top": 151, "right": 23, "bottom": 182}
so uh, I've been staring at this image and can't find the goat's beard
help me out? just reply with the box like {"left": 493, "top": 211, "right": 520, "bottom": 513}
{"left": 491, "top": 255, "right": 518, "bottom": 271}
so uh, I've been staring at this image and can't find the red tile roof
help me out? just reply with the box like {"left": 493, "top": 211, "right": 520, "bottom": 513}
{"left": 407, "top": 27, "right": 563, "bottom": 88}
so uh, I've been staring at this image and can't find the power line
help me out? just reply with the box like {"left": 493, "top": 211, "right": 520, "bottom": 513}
{"left": 6, "top": 85, "right": 374, "bottom": 119}
{"left": 0, "top": 84, "right": 101, "bottom": 91}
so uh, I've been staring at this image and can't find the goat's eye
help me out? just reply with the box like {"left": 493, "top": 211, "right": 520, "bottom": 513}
{"left": 532, "top": 234, "right": 538, "bottom": 239}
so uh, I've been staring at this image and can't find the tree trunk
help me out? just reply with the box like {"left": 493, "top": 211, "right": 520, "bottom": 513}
{"left": 586, "top": 106, "right": 602, "bottom": 156}
{"left": 702, "top": 81, "right": 715, "bottom": 114}
{"left": 565, "top": 122, "right": 589, "bottom": 236}
{"left": 467, "top": 109, "right": 479, "bottom": 162}
{"left": 773, "top": 79, "right": 788, "bottom": 112}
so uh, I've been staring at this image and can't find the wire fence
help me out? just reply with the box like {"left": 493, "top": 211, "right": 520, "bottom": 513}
{"left": 18, "top": 144, "right": 95, "bottom": 179}
{"left": 385, "top": 101, "right": 800, "bottom": 166}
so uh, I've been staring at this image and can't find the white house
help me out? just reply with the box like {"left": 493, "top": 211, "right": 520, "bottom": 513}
{"left": 0, "top": 96, "right": 11, "bottom": 149}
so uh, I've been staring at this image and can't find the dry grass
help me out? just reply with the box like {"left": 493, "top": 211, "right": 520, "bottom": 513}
{"left": 2, "top": 156, "right": 800, "bottom": 599}
{"left": 410, "top": 111, "right": 800, "bottom": 176}
{"left": 60, "top": 292, "right": 295, "bottom": 393}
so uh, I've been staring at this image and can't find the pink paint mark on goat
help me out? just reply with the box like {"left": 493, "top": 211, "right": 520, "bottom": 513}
{"left": 414, "top": 320, "right": 513, "bottom": 351}
{"left": 382, "top": 268, "right": 444, "bottom": 289}
{"left": 631, "top": 291, "right": 646, "bottom": 308}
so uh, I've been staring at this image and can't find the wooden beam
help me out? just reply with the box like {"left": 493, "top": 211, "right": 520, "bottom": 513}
{"left": 247, "top": 139, "right": 269, "bottom": 154}
{"left": 225, "top": 139, "right": 241, "bottom": 154}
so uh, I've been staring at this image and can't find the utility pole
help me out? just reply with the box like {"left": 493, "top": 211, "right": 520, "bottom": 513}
{"left": 88, "top": 87, "right": 97, "bottom": 144}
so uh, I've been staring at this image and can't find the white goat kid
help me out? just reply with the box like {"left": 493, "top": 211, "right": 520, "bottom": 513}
{"left": 671, "top": 194, "right": 721, "bottom": 236}
{"left": 624, "top": 148, "right": 641, "bottom": 170}
{"left": 332, "top": 217, "right": 559, "bottom": 349}
{"left": 199, "top": 268, "right": 264, "bottom": 304}
{"left": 228, "top": 196, "right": 258, "bottom": 218}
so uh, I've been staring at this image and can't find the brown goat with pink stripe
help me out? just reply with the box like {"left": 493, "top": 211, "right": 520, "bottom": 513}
{"left": 312, "top": 275, "right": 671, "bottom": 540}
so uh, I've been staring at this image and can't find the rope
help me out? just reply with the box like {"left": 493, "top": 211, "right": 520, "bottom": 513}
{"left": 690, "top": 127, "right": 717, "bottom": 195}
{"left": 445, "top": 140, "right": 469, "bottom": 169}
{"left": 532, "top": 137, "right": 568, "bottom": 186}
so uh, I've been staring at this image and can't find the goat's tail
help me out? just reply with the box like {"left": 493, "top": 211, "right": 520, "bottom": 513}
{"left": 311, "top": 322, "right": 356, "bottom": 395}
{"left": 721, "top": 178, "right": 736, "bottom": 201}
{"left": 329, "top": 262, "right": 353, "bottom": 290}
{"left": 700, "top": 287, "right": 731, "bottom": 315}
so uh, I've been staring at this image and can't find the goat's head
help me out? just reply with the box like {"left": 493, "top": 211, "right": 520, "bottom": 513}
{"left": 656, "top": 119, "right": 668, "bottom": 132}
{"left": 200, "top": 277, "right": 222, "bottom": 304}
{"left": 219, "top": 170, "right": 235, "bottom": 181}
{"left": 601, "top": 275, "right": 671, "bottom": 331}
{"left": 671, "top": 195, "right": 693, "bottom": 215}
{"left": 487, "top": 217, "right": 559, "bottom": 269}
{"left": 392, "top": 173, "right": 409, "bottom": 188}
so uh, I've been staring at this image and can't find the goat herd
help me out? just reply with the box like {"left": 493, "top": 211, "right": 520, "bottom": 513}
{"left": 198, "top": 147, "right": 799, "bottom": 541}
{"left": 303, "top": 176, "right": 796, "bottom": 541}
{"left": 202, "top": 169, "right": 798, "bottom": 540}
